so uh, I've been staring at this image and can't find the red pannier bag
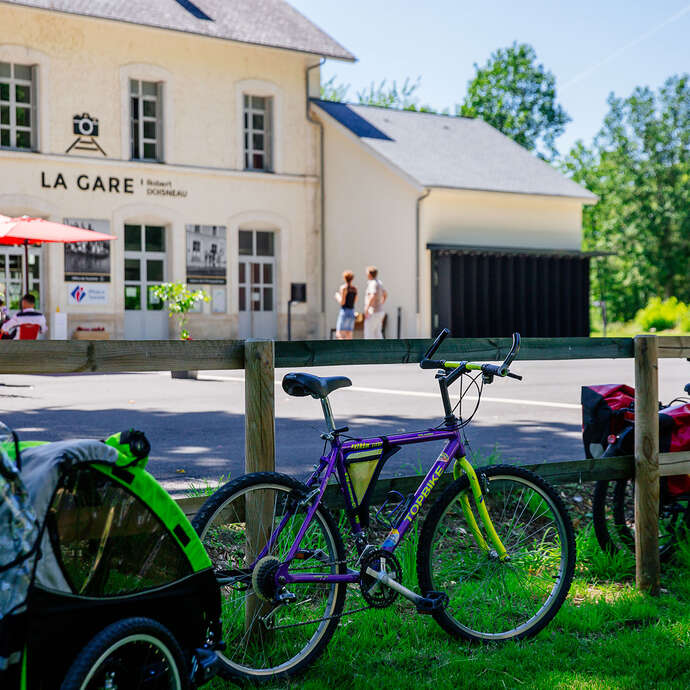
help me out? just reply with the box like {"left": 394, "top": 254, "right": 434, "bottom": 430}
{"left": 581, "top": 385, "right": 690, "bottom": 496}
{"left": 581, "top": 384, "right": 635, "bottom": 459}
{"left": 659, "top": 403, "right": 690, "bottom": 496}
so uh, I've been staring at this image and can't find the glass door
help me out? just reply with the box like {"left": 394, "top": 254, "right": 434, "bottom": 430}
{"left": 238, "top": 229, "right": 276, "bottom": 338}
{"left": 0, "top": 247, "right": 41, "bottom": 311}
{"left": 123, "top": 224, "right": 168, "bottom": 339}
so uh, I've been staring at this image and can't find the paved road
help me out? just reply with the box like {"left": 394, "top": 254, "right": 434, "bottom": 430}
{"left": 1, "top": 358, "right": 688, "bottom": 495}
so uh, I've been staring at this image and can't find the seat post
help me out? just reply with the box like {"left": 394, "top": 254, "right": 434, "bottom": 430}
{"left": 320, "top": 396, "right": 336, "bottom": 433}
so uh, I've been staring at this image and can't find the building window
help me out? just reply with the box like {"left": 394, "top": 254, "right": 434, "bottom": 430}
{"left": 243, "top": 95, "right": 272, "bottom": 171}
{"left": 0, "top": 62, "right": 36, "bottom": 150}
{"left": 130, "top": 79, "right": 163, "bottom": 161}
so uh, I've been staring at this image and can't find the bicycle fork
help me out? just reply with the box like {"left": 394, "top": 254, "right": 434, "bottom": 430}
{"left": 453, "top": 457, "right": 509, "bottom": 560}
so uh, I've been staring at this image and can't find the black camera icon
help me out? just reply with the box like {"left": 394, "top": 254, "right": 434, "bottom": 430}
{"left": 73, "top": 113, "right": 99, "bottom": 137}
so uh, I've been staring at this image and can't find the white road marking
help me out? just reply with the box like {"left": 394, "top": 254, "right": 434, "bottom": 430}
{"left": 198, "top": 374, "right": 580, "bottom": 410}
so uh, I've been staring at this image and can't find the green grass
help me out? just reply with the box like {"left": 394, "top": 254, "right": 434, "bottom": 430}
{"left": 207, "top": 526, "right": 690, "bottom": 689}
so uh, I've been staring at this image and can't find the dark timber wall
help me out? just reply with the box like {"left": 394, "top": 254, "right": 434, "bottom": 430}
{"left": 431, "top": 248, "right": 590, "bottom": 337}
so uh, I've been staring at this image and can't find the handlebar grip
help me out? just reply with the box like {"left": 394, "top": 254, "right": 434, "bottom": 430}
{"left": 420, "top": 359, "right": 445, "bottom": 370}
{"left": 423, "top": 328, "right": 450, "bottom": 361}
{"left": 507, "top": 372, "right": 523, "bottom": 381}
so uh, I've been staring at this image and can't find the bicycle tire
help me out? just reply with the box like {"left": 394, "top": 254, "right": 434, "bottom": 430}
{"left": 60, "top": 617, "right": 188, "bottom": 690}
{"left": 592, "top": 478, "right": 690, "bottom": 561}
{"left": 192, "top": 472, "right": 347, "bottom": 683}
{"left": 417, "top": 465, "right": 575, "bottom": 642}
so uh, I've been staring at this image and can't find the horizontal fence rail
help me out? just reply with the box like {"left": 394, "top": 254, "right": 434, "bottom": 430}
{"left": 175, "top": 450, "right": 690, "bottom": 518}
{"left": 0, "top": 335, "right": 679, "bottom": 375}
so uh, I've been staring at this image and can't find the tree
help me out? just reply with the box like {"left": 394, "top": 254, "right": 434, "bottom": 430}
{"left": 563, "top": 75, "right": 690, "bottom": 322}
{"left": 460, "top": 42, "right": 570, "bottom": 159}
{"left": 152, "top": 282, "right": 209, "bottom": 340}
{"left": 321, "top": 75, "right": 438, "bottom": 112}
{"left": 320, "top": 75, "right": 350, "bottom": 102}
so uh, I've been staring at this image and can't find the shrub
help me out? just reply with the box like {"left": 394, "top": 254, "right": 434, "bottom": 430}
{"left": 635, "top": 297, "right": 687, "bottom": 332}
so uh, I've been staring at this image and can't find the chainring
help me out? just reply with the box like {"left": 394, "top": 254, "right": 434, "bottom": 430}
{"left": 359, "top": 549, "right": 402, "bottom": 609}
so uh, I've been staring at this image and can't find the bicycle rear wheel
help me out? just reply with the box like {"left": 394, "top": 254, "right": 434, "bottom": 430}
{"left": 417, "top": 465, "right": 575, "bottom": 641}
{"left": 592, "top": 478, "right": 690, "bottom": 560}
{"left": 192, "top": 472, "right": 346, "bottom": 682}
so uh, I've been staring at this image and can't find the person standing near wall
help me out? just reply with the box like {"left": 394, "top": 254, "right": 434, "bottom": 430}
{"left": 335, "top": 270, "right": 358, "bottom": 340}
{"left": 363, "top": 266, "right": 387, "bottom": 339}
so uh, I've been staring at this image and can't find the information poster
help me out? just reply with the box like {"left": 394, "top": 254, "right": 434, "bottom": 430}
{"left": 186, "top": 224, "right": 227, "bottom": 285}
{"left": 63, "top": 218, "right": 111, "bottom": 282}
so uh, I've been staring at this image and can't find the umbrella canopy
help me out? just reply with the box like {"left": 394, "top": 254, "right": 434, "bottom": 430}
{"left": 0, "top": 216, "right": 115, "bottom": 245}
{"left": 0, "top": 216, "right": 115, "bottom": 295}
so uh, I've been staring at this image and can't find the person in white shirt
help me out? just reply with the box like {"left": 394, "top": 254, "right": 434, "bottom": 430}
{"left": 363, "top": 265, "right": 387, "bottom": 339}
{"left": 1, "top": 294, "right": 47, "bottom": 340}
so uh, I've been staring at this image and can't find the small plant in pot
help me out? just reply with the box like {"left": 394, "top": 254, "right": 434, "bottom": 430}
{"left": 152, "top": 282, "right": 209, "bottom": 379}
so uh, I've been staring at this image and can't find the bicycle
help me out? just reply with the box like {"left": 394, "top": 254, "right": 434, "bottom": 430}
{"left": 193, "top": 329, "right": 576, "bottom": 682}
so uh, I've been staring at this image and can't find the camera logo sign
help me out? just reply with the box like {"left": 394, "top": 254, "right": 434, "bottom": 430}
{"left": 66, "top": 113, "right": 106, "bottom": 156}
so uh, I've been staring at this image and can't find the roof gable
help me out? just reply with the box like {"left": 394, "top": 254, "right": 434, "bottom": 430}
{"left": 313, "top": 100, "right": 595, "bottom": 200}
{"left": 2, "top": 0, "right": 355, "bottom": 61}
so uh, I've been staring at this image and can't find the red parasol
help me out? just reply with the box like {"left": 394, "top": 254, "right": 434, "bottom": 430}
{"left": 0, "top": 216, "right": 116, "bottom": 294}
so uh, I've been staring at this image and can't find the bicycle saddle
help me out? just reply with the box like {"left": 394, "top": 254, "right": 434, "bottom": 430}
{"left": 282, "top": 372, "right": 352, "bottom": 399}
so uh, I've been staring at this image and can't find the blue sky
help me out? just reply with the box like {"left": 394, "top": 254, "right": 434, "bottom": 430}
{"left": 289, "top": 0, "right": 690, "bottom": 155}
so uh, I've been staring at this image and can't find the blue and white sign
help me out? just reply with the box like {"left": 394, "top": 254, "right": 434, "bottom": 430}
{"left": 67, "top": 283, "right": 109, "bottom": 305}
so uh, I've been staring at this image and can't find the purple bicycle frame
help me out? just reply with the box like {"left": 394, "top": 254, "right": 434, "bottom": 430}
{"left": 272, "top": 426, "right": 465, "bottom": 586}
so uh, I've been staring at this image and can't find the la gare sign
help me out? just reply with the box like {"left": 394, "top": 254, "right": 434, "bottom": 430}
{"left": 41, "top": 171, "right": 134, "bottom": 194}
{"left": 40, "top": 172, "right": 189, "bottom": 197}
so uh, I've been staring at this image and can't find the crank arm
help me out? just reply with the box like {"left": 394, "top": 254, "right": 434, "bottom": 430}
{"left": 365, "top": 566, "right": 424, "bottom": 606}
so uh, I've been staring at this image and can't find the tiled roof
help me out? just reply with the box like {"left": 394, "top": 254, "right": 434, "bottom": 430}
{"left": 314, "top": 100, "right": 596, "bottom": 199}
{"left": 1, "top": 0, "right": 355, "bottom": 61}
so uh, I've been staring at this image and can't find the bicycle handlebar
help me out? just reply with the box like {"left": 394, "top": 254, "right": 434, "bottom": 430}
{"left": 420, "top": 331, "right": 522, "bottom": 381}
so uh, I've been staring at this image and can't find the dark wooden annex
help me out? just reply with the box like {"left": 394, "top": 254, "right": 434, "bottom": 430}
{"left": 430, "top": 244, "right": 591, "bottom": 338}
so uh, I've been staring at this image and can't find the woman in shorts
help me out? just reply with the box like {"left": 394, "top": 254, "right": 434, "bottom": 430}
{"left": 335, "top": 270, "right": 357, "bottom": 339}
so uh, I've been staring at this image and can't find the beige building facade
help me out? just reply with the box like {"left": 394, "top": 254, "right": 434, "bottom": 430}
{"left": 313, "top": 101, "right": 596, "bottom": 338}
{"left": 1, "top": 1, "right": 595, "bottom": 341}
{"left": 0, "top": 0, "right": 354, "bottom": 339}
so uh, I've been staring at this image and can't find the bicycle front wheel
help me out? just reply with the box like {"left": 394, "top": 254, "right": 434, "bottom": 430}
{"left": 417, "top": 465, "right": 575, "bottom": 642}
{"left": 192, "top": 472, "right": 346, "bottom": 682}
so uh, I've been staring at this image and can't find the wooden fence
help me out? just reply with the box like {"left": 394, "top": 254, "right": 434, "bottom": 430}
{"left": 1, "top": 334, "right": 689, "bottom": 593}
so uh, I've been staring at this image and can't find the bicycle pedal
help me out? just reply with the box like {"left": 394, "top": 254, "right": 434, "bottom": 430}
{"left": 416, "top": 591, "right": 449, "bottom": 614}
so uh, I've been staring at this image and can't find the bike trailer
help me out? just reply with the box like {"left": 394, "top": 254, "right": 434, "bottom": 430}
{"left": 1, "top": 432, "right": 221, "bottom": 689}
{"left": 582, "top": 385, "right": 690, "bottom": 496}
{"left": 0, "top": 436, "right": 39, "bottom": 688}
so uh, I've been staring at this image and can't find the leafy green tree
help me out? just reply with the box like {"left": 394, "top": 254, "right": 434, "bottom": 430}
{"left": 320, "top": 75, "right": 439, "bottom": 112}
{"left": 320, "top": 75, "right": 350, "bottom": 102}
{"left": 460, "top": 42, "right": 570, "bottom": 159}
{"left": 152, "top": 282, "right": 209, "bottom": 340}
{"left": 564, "top": 75, "right": 690, "bottom": 322}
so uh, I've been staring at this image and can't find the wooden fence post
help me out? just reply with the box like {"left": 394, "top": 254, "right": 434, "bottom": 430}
{"left": 244, "top": 339, "right": 276, "bottom": 476}
{"left": 634, "top": 334, "right": 660, "bottom": 594}
{"left": 244, "top": 339, "right": 276, "bottom": 633}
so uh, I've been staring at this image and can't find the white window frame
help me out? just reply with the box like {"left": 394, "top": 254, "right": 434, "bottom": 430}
{"left": 130, "top": 79, "right": 163, "bottom": 162}
{"left": 0, "top": 61, "right": 37, "bottom": 150}
{"left": 120, "top": 64, "right": 172, "bottom": 162}
{"left": 243, "top": 95, "right": 272, "bottom": 172}
{"left": 234, "top": 80, "right": 283, "bottom": 173}
{"left": 0, "top": 47, "right": 49, "bottom": 153}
